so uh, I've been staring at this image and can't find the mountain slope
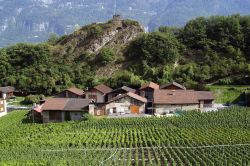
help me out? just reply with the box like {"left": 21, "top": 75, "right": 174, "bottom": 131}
{"left": 1, "top": 0, "right": 250, "bottom": 47}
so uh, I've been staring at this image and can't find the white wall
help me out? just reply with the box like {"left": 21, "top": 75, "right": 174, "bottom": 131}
{"left": 155, "top": 104, "right": 199, "bottom": 114}
{"left": 106, "top": 99, "right": 145, "bottom": 115}
{"left": 0, "top": 93, "right": 7, "bottom": 117}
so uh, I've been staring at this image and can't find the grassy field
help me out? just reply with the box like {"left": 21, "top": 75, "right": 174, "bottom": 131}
{"left": 0, "top": 108, "right": 250, "bottom": 165}
{"left": 207, "top": 85, "right": 250, "bottom": 104}
{"left": 7, "top": 97, "right": 31, "bottom": 106}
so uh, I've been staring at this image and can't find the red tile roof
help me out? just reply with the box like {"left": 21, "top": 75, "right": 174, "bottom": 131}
{"left": 154, "top": 90, "right": 214, "bottom": 105}
{"left": 0, "top": 86, "right": 15, "bottom": 93}
{"left": 108, "top": 92, "right": 147, "bottom": 103}
{"left": 160, "top": 82, "right": 186, "bottom": 90}
{"left": 197, "top": 91, "right": 214, "bottom": 100}
{"left": 42, "top": 98, "right": 68, "bottom": 110}
{"left": 94, "top": 84, "right": 113, "bottom": 94}
{"left": 139, "top": 82, "right": 160, "bottom": 90}
{"left": 42, "top": 98, "right": 92, "bottom": 111}
{"left": 67, "top": 87, "right": 84, "bottom": 96}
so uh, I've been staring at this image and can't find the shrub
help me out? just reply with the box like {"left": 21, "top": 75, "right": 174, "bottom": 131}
{"left": 82, "top": 113, "right": 94, "bottom": 121}
{"left": 99, "top": 48, "right": 115, "bottom": 64}
{"left": 123, "top": 19, "right": 139, "bottom": 26}
{"left": 47, "top": 33, "right": 59, "bottom": 45}
{"left": 89, "top": 25, "right": 103, "bottom": 37}
{"left": 23, "top": 95, "right": 41, "bottom": 104}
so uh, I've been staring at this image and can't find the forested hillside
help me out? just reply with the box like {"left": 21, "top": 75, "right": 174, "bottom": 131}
{"left": 0, "top": 15, "right": 249, "bottom": 95}
{"left": 1, "top": 0, "right": 250, "bottom": 47}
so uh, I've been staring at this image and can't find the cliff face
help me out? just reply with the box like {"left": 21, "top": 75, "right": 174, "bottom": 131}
{"left": 56, "top": 18, "right": 144, "bottom": 56}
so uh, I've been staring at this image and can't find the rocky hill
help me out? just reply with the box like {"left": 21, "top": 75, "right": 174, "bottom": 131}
{"left": 51, "top": 16, "right": 144, "bottom": 77}
{"left": 56, "top": 16, "right": 143, "bottom": 56}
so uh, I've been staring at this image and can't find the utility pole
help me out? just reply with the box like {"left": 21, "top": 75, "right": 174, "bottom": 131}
{"left": 32, "top": 103, "right": 36, "bottom": 123}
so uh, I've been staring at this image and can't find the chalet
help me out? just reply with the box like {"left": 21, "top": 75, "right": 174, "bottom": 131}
{"left": 106, "top": 86, "right": 136, "bottom": 102}
{"left": 41, "top": 98, "right": 92, "bottom": 123}
{"left": 138, "top": 82, "right": 159, "bottom": 114}
{"left": 55, "top": 87, "right": 84, "bottom": 98}
{"left": 85, "top": 84, "right": 112, "bottom": 103}
{"left": 160, "top": 82, "right": 186, "bottom": 90}
{"left": 153, "top": 90, "right": 214, "bottom": 114}
{"left": 0, "top": 93, "right": 7, "bottom": 117}
{"left": 106, "top": 92, "right": 147, "bottom": 115}
{"left": 0, "top": 86, "right": 15, "bottom": 98}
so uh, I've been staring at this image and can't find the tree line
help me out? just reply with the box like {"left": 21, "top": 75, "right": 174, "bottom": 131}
{"left": 0, "top": 15, "right": 249, "bottom": 95}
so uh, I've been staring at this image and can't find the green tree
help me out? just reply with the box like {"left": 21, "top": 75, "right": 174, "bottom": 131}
{"left": 99, "top": 48, "right": 115, "bottom": 64}
{"left": 128, "top": 32, "right": 181, "bottom": 66}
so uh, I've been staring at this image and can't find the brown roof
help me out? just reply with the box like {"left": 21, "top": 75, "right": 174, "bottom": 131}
{"left": 94, "top": 84, "right": 113, "bottom": 94}
{"left": 42, "top": 98, "right": 68, "bottom": 110}
{"left": 197, "top": 91, "right": 214, "bottom": 100}
{"left": 67, "top": 87, "right": 84, "bottom": 96}
{"left": 160, "top": 82, "right": 186, "bottom": 90}
{"left": 108, "top": 92, "right": 147, "bottom": 103}
{"left": 154, "top": 90, "right": 199, "bottom": 104}
{"left": 42, "top": 98, "right": 92, "bottom": 111}
{"left": 139, "top": 82, "right": 160, "bottom": 90}
{"left": 0, "top": 86, "right": 15, "bottom": 93}
{"left": 154, "top": 90, "right": 214, "bottom": 105}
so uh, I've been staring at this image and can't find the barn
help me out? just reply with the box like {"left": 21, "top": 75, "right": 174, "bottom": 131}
{"left": 105, "top": 92, "right": 147, "bottom": 115}
{"left": 41, "top": 98, "right": 92, "bottom": 123}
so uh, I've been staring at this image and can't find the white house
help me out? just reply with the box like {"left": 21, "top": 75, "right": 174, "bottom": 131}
{"left": 0, "top": 93, "right": 7, "bottom": 117}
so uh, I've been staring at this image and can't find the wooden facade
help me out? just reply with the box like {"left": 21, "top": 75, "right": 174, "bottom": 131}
{"left": 106, "top": 96, "right": 146, "bottom": 115}
{"left": 85, "top": 89, "right": 105, "bottom": 103}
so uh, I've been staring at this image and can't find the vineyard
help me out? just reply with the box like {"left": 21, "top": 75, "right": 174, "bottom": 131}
{"left": 0, "top": 107, "right": 250, "bottom": 165}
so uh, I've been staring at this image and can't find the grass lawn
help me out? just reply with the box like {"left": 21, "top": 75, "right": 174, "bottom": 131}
{"left": 7, "top": 97, "right": 31, "bottom": 106}
{"left": 207, "top": 85, "right": 250, "bottom": 104}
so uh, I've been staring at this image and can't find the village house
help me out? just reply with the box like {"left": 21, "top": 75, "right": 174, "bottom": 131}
{"left": 38, "top": 81, "right": 215, "bottom": 122}
{"left": 138, "top": 82, "right": 159, "bottom": 114}
{"left": 106, "top": 86, "right": 136, "bottom": 102}
{"left": 55, "top": 87, "right": 84, "bottom": 98}
{"left": 41, "top": 98, "right": 92, "bottom": 123}
{"left": 0, "top": 86, "right": 15, "bottom": 99}
{"left": 85, "top": 84, "right": 112, "bottom": 103}
{"left": 153, "top": 90, "right": 214, "bottom": 114}
{"left": 0, "top": 92, "right": 7, "bottom": 117}
{"left": 106, "top": 92, "right": 147, "bottom": 115}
